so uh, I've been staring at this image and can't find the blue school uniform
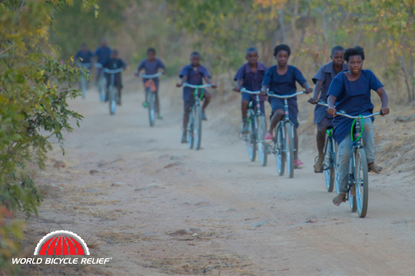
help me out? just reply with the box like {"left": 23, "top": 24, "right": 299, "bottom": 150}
{"left": 327, "top": 69, "right": 383, "bottom": 144}
{"left": 94, "top": 46, "right": 112, "bottom": 65}
{"left": 262, "top": 65, "right": 307, "bottom": 128}
{"left": 75, "top": 50, "right": 93, "bottom": 65}
{"left": 234, "top": 62, "right": 268, "bottom": 114}
{"left": 179, "top": 64, "right": 211, "bottom": 107}
{"left": 137, "top": 58, "right": 165, "bottom": 89}
{"left": 312, "top": 62, "right": 348, "bottom": 126}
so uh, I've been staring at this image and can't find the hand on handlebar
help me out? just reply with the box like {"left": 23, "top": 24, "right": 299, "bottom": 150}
{"left": 134, "top": 72, "right": 139, "bottom": 77}
{"left": 306, "top": 87, "right": 313, "bottom": 94}
{"left": 381, "top": 107, "right": 390, "bottom": 116}
{"left": 308, "top": 97, "right": 317, "bottom": 104}
{"left": 327, "top": 107, "right": 337, "bottom": 116}
{"left": 176, "top": 82, "right": 183, "bottom": 88}
{"left": 211, "top": 83, "right": 217, "bottom": 89}
{"left": 233, "top": 87, "right": 241, "bottom": 92}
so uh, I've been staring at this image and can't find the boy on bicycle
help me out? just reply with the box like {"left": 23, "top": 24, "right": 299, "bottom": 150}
{"left": 135, "top": 48, "right": 166, "bottom": 119}
{"left": 103, "top": 50, "right": 127, "bottom": 105}
{"left": 261, "top": 44, "right": 312, "bottom": 168}
{"left": 327, "top": 46, "right": 389, "bottom": 206}
{"left": 233, "top": 47, "right": 268, "bottom": 134}
{"left": 308, "top": 46, "right": 348, "bottom": 173}
{"left": 176, "top": 52, "right": 216, "bottom": 143}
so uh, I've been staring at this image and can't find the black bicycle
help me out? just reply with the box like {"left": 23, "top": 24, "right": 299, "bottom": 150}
{"left": 239, "top": 88, "right": 267, "bottom": 166}
{"left": 267, "top": 91, "right": 306, "bottom": 178}
{"left": 319, "top": 102, "right": 382, "bottom": 218}
{"left": 182, "top": 83, "right": 211, "bottom": 150}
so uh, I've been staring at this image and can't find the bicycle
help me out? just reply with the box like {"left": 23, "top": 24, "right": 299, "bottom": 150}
{"left": 139, "top": 72, "right": 162, "bottom": 127}
{"left": 78, "top": 63, "right": 90, "bottom": 99}
{"left": 95, "top": 63, "right": 107, "bottom": 102}
{"left": 316, "top": 101, "right": 337, "bottom": 192}
{"left": 103, "top": 68, "right": 123, "bottom": 115}
{"left": 318, "top": 102, "right": 382, "bottom": 218}
{"left": 268, "top": 91, "right": 307, "bottom": 178}
{"left": 239, "top": 88, "right": 267, "bottom": 166}
{"left": 182, "top": 83, "right": 211, "bottom": 150}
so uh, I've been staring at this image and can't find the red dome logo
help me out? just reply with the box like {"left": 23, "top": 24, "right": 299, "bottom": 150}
{"left": 34, "top": 230, "right": 90, "bottom": 256}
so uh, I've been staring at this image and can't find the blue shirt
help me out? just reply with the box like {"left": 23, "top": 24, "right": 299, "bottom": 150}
{"left": 327, "top": 69, "right": 383, "bottom": 143}
{"left": 94, "top": 46, "right": 112, "bottom": 65}
{"left": 312, "top": 62, "right": 349, "bottom": 124}
{"left": 75, "top": 50, "right": 93, "bottom": 64}
{"left": 137, "top": 58, "right": 165, "bottom": 83}
{"left": 234, "top": 62, "right": 267, "bottom": 101}
{"left": 179, "top": 64, "right": 211, "bottom": 101}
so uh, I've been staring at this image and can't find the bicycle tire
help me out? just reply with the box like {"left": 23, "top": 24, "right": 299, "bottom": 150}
{"left": 80, "top": 76, "right": 87, "bottom": 99}
{"left": 109, "top": 85, "right": 116, "bottom": 115}
{"left": 257, "top": 115, "right": 267, "bottom": 167}
{"left": 147, "top": 91, "right": 156, "bottom": 127}
{"left": 195, "top": 105, "right": 203, "bottom": 150}
{"left": 188, "top": 106, "right": 194, "bottom": 149}
{"left": 285, "top": 121, "right": 295, "bottom": 178}
{"left": 99, "top": 75, "right": 106, "bottom": 102}
{"left": 275, "top": 123, "right": 285, "bottom": 176}
{"left": 324, "top": 138, "right": 335, "bottom": 192}
{"left": 355, "top": 148, "right": 369, "bottom": 218}
{"left": 247, "top": 112, "right": 257, "bottom": 162}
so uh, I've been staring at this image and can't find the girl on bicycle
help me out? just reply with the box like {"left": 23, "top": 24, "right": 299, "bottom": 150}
{"left": 327, "top": 46, "right": 389, "bottom": 206}
{"left": 261, "top": 44, "right": 313, "bottom": 168}
{"left": 233, "top": 47, "right": 268, "bottom": 134}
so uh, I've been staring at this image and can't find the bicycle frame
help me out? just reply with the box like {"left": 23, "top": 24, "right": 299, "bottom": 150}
{"left": 240, "top": 88, "right": 263, "bottom": 118}
{"left": 182, "top": 83, "right": 212, "bottom": 107}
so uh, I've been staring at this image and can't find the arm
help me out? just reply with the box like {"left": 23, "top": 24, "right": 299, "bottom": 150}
{"left": 176, "top": 75, "right": 187, "bottom": 87}
{"left": 302, "top": 81, "right": 313, "bottom": 94}
{"left": 158, "top": 59, "right": 167, "bottom": 75}
{"left": 233, "top": 79, "right": 242, "bottom": 92}
{"left": 376, "top": 87, "right": 389, "bottom": 115}
{"left": 327, "top": 95, "right": 337, "bottom": 116}
{"left": 308, "top": 80, "right": 323, "bottom": 104}
{"left": 204, "top": 76, "right": 217, "bottom": 88}
{"left": 260, "top": 68, "right": 272, "bottom": 95}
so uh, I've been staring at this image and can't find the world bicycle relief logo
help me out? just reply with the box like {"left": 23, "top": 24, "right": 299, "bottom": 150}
{"left": 12, "top": 230, "right": 111, "bottom": 265}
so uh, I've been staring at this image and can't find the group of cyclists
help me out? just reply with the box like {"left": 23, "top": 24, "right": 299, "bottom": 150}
{"left": 75, "top": 40, "right": 390, "bottom": 207}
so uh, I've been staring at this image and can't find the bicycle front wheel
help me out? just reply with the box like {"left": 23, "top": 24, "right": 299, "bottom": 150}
{"left": 275, "top": 123, "right": 285, "bottom": 176}
{"left": 285, "top": 121, "right": 295, "bottom": 178}
{"left": 147, "top": 91, "right": 156, "bottom": 127}
{"left": 324, "top": 138, "right": 335, "bottom": 192}
{"left": 109, "top": 85, "right": 116, "bottom": 115}
{"left": 355, "top": 148, "right": 369, "bottom": 218}
{"left": 188, "top": 106, "right": 194, "bottom": 149}
{"left": 257, "top": 115, "right": 267, "bottom": 167}
{"left": 195, "top": 105, "right": 203, "bottom": 150}
{"left": 247, "top": 113, "right": 256, "bottom": 162}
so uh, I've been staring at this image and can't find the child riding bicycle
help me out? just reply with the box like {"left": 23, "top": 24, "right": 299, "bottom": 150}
{"left": 103, "top": 50, "right": 126, "bottom": 105}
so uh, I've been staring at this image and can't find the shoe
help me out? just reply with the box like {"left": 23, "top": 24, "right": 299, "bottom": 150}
{"left": 264, "top": 132, "right": 273, "bottom": 144}
{"left": 142, "top": 102, "right": 148, "bottom": 108}
{"left": 157, "top": 114, "right": 163, "bottom": 120}
{"left": 181, "top": 133, "right": 187, "bottom": 144}
{"left": 242, "top": 119, "right": 249, "bottom": 134}
{"left": 294, "top": 159, "right": 304, "bottom": 169}
{"left": 202, "top": 111, "right": 208, "bottom": 121}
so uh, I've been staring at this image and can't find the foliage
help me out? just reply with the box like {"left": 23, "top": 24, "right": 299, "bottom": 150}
{"left": 0, "top": 0, "right": 97, "bottom": 273}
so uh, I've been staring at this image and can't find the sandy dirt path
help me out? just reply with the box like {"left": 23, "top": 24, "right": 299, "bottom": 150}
{"left": 23, "top": 80, "right": 415, "bottom": 275}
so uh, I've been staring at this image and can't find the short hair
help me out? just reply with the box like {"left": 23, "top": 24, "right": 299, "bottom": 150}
{"left": 331, "top": 46, "right": 344, "bottom": 55}
{"left": 190, "top": 51, "right": 201, "bottom": 59}
{"left": 111, "top": 49, "right": 118, "bottom": 55}
{"left": 81, "top": 43, "right": 87, "bottom": 47}
{"left": 273, "top": 44, "right": 291, "bottom": 57}
{"left": 246, "top": 47, "right": 258, "bottom": 55}
{"left": 101, "top": 38, "right": 107, "bottom": 43}
{"left": 343, "top": 46, "right": 365, "bottom": 62}
{"left": 147, "top": 48, "right": 156, "bottom": 54}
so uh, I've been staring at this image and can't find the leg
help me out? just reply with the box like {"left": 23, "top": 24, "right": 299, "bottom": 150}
{"left": 201, "top": 91, "right": 211, "bottom": 121}
{"left": 241, "top": 100, "right": 249, "bottom": 134}
{"left": 362, "top": 118, "right": 381, "bottom": 173}
{"left": 294, "top": 127, "right": 299, "bottom": 160}
{"left": 314, "top": 125, "right": 327, "bottom": 172}
{"left": 182, "top": 102, "right": 192, "bottom": 143}
{"left": 268, "top": 109, "right": 284, "bottom": 133}
{"left": 333, "top": 135, "right": 353, "bottom": 205}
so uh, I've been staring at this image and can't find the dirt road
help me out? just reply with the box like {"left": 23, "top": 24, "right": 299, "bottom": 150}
{"left": 23, "top": 79, "right": 415, "bottom": 275}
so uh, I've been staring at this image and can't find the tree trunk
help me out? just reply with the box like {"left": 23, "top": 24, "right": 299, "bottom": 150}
{"left": 400, "top": 56, "right": 412, "bottom": 103}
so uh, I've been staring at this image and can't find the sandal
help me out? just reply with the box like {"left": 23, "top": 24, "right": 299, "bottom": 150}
{"left": 368, "top": 162, "right": 382, "bottom": 174}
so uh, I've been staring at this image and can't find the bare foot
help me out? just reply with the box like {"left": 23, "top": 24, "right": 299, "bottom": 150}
{"left": 313, "top": 155, "right": 324, "bottom": 173}
{"left": 333, "top": 193, "right": 346, "bottom": 206}
{"left": 368, "top": 162, "right": 382, "bottom": 174}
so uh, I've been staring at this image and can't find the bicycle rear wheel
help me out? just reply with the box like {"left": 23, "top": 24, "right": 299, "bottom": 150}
{"left": 109, "top": 85, "right": 116, "bottom": 115}
{"left": 147, "top": 91, "right": 156, "bottom": 127}
{"left": 324, "top": 137, "right": 335, "bottom": 192}
{"left": 285, "top": 121, "right": 295, "bottom": 178}
{"left": 188, "top": 106, "right": 194, "bottom": 149}
{"left": 195, "top": 105, "right": 203, "bottom": 150}
{"left": 257, "top": 115, "right": 267, "bottom": 167}
{"left": 247, "top": 112, "right": 256, "bottom": 162}
{"left": 275, "top": 123, "right": 285, "bottom": 176}
{"left": 355, "top": 148, "right": 369, "bottom": 218}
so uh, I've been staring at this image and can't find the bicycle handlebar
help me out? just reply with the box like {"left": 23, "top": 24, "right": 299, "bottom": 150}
{"left": 240, "top": 88, "right": 261, "bottom": 94}
{"left": 267, "top": 91, "right": 307, "bottom": 99}
{"left": 182, "top": 83, "right": 212, "bottom": 89}
{"left": 317, "top": 102, "right": 382, "bottom": 119}
{"left": 103, "top": 68, "right": 124, "bottom": 74}
{"left": 139, "top": 73, "right": 162, "bottom": 78}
